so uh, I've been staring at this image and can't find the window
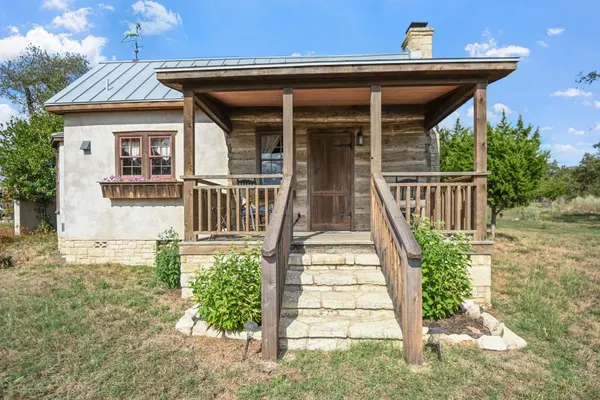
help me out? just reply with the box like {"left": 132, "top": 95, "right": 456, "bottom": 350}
{"left": 258, "top": 133, "right": 283, "bottom": 184}
{"left": 114, "top": 132, "right": 175, "bottom": 179}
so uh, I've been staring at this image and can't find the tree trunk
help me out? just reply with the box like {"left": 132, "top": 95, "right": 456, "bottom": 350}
{"left": 490, "top": 208, "right": 500, "bottom": 240}
{"left": 24, "top": 86, "right": 35, "bottom": 116}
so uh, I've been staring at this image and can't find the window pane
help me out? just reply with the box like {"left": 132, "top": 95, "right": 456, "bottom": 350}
{"left": 121, "top": 138, "right": 141, "bottom": 157}
{"left": 261, "top": 135, "right": 283, "bottom": 160}
{"left": 151, "top": 157, "right": 172, "bottom": 176}
{"left": 150, "top": 137, "right": 171, "bottom": 157}
{"left": 122, "top": 157, "right": 142, "bottom": 176}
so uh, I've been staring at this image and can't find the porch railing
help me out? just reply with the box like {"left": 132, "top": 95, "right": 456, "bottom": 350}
{"left": 382, "top": 172, "right": 489, "bottom": 235}
{"left": 371, "top": 172, "right": 423, "bottom": 365}
{"left": 260, "top": 175, "right": 294, "bottom": 360}
{"left": 183, "top": 174, "right": 283, "bottom": 238}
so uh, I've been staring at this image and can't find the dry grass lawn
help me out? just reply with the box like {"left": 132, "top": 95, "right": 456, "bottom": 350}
{"left": 0, "top": 210, "right": 599, "bottom": 399}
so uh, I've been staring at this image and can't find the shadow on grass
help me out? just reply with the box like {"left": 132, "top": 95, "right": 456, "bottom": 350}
{"left": 494, "top": 232, "right": 519, "bottom": 242}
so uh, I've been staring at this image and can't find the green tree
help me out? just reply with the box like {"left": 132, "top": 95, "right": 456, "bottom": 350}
{"left": 573, "top": 143, "right": 600, "bottom": 197}
{"left": 578, "top": 71, "right": 599, "bottom": 85}
{"left": 536, "top": 160, "right": 572, "bottom": 201}
{"left": 0, "top": 113, "right": 62, "bottom": 211}
{"left": 0, "top": 45, "right": 89, "bottom": 115}
{"left": 439, "top": 113, "right": 549, "bottom": 238}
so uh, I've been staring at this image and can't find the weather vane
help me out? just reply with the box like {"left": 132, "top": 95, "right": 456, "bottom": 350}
{"left": 122, "top": 23, "right": 143, "bottom": 61}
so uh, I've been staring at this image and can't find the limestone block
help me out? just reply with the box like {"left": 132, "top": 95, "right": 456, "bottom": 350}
{"left": 181, "top": 288, "right": 194, "bottom": 298}
{"left": 469, "top": 265, "right": 491, "bottom": 287}
{"left": 311, "top": 254, "right": 347, "bottom": 265}
{"left": 354, "top": 254, "right": 381, "bottom": 266}
{"left": 313, "top": 271, "right": 356, "bottom": 286}
{"left": 225, "top": 330, "right": 262, "bottom": 341}
{"left": 309, "top": 320, "right": 350, "bottom": 338}
{"left": 175, "top": 315, "right": 194, "bottom": 335}
{"left": 502, "top": 327, "right": 527, "bottom": 350}
{"left": 283, "top": 291, "right": 321, "bottom": 309}
{"left": 477, "top": 335, "right": 508, "bottom": 351}
{"left": 481, "top": 312, "right": 502, "bottom": 334}
{"left": 356, "top": 292, "right": 393, "bottom": 310}
{"left": 192, "top": 321, "right": 223, "bottom": 338}
{"left": 279, "top": 318, "right": 309, "bottom": 338}
{"left": 288, "top": 253, "right": 311, "bottom": 266}
{"left": 438, "top": 334, "right": 476, "bottom": 346}
{"left": 349, "top": 319, "right": 402, "bottom": 340}
{"left": 279, "top": 338, "right": 307, "bottom": 349}
{"left": 355, "top": 271, "right": 386, "bottom": 285}
{"left": 307, "top": 338, "right": 349, "bottom": 351}
{"left": 321, "top": 292, "right": 356, "bottom": 309}
{"left": 285, "top": 270, "right": 314, "bottom": 285}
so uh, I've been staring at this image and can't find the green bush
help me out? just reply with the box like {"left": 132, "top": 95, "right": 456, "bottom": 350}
{"left": 190, "top": 245, "right": 261, "bottom": 332}
{"left": 515, "top": 205, "right": 541, "bottom": 221}
{"left": 412, "top": 219, "right": 472, "bottom": 320}
{"left": 155, "top": 228, "right": 181, "bottom": 289}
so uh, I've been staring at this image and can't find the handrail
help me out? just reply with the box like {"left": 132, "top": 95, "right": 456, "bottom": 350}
{"left": 371, "top": 172, "right": 423, "bottom": 366}
{"left": 372, "top": 173, "right": 421, "bottom": 259}
{"left": 381, "top": 171, "right": 490, "bottom": 177}
{"left": 260, "top": 175, "right": 294, "bottom": 360}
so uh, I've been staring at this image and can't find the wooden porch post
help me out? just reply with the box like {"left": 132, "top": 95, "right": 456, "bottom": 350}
{"left": 183, "top": 88, "right": 196, "bottom": 241}
{"left": 473, "top": 82, "right": 487, "bottom": 240}
{"left": 283, "top": 88, "right": 294, "bottom": 180}
{"left": 370, "top": 85, "right": 382, "bottom": 235}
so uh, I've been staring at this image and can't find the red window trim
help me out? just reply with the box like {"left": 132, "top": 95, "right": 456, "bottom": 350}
{"left": 119, "top": 136, "right": 143, "bottom": 178}
{"left": 148, "top": 135, "right": 173, "bottom": 179}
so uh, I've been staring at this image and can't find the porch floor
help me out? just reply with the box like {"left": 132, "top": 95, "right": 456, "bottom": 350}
{"left": 192, "top": 231, "right": 373, "bottom": 245}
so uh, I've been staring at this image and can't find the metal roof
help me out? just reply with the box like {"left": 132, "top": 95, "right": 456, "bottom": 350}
{"left": 45, "top": 53, "right": 518, "bottom": 106}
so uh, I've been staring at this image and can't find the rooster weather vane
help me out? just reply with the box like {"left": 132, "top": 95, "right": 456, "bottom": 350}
{"left": 122, "top": 23, "right": 143, "bottom": 60}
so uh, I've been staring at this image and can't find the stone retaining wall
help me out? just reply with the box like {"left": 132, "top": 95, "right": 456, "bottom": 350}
{"left": 58, "top": 238, "right": 156, "bottom": 265}
{"left": 469, "top": 254, "right": 492, "bottom": 306}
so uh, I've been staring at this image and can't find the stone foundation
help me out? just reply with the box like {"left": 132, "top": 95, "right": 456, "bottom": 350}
{"left": 468, "top": 253, "right": 492, "bottom": 306}
{"left": 180, "top": 254, "right": 215, "bottom": 298}
{"left": 58, "top": 238, "right": 156, "bottom": 265}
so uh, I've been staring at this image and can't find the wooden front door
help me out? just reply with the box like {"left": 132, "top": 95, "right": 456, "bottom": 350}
{"left": 309, "top": 132, "right": 354, "bottom": 231}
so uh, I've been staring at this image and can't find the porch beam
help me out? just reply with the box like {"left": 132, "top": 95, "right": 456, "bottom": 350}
{"left": 473, "top": 82, "right": 488, "bottom": 240}
{"left": 283, "top": 88, "right": 294, "bottom": 177}
{"left": 194, "top": 93, "right": 232, "bottom": 134}
{"left": 183, "top": 89, "right": 196, "bottom": 241}
{"left": 370, "top": 85, "right": 382, "bottom": 174}
{"left": 423, "top": 84, "right": 476, "bottom": 130}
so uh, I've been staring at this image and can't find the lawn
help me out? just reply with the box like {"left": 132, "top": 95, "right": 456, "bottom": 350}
{"left": 1, "top": 210, "right": 599, "bottom": 399}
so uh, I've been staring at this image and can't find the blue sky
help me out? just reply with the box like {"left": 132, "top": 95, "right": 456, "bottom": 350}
{"left": 0, "top": 0, "right": 598, "bottom": 165}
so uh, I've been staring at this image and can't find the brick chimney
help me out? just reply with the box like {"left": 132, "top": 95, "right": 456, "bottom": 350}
{"left": 402, "top": 22, "right": 434, "bottom": 58}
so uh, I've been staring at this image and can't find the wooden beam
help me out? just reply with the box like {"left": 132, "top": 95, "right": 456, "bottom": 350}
{"left": 183, "top": 89, "right": 196, "bottom": 241}
{"left": 370, "top": 85, "right": 382, "bottom": 174}
{"left": 45, "top": 100, "right": 184, "bottom": 115}
{"left": 473, "top": 82, "right": 488, "bottom": 241}
{"left": 194, "top": 93, "right": 232, "bottom": 134}
{"left": 283, "top": 88, "right": 294, "bottom": 176}
{"left": 423, "top": 84, "right": 476, "bottom": 130}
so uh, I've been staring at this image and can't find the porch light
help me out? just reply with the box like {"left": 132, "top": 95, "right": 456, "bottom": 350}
{"left": 356, "top": 129, "right": 364, "bottom": 146}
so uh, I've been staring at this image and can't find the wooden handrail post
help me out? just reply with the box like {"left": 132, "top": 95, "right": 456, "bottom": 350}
{"left": 261, "top": 252, "right": 278, "bottom": 360}
{"left": 183, "top": 88, "right": 196, "bottom": 241}
{"left": 473, "top": 82, "right": 487, "bottom": 241}
{"left": 402, "top": 256, "right": 423, "bottom": 365}
{"left": 370, "top": 85, "right": 382, "bottom": 236}
{"left": 283, "top": 88, "right": 294, "bottom": 184}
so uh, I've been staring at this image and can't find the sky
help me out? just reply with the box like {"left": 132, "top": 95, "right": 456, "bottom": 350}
{"left": 0, "top": 0, "right": 598, "bottom": 166}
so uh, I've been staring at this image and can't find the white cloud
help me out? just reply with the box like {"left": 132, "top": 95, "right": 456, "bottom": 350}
{"left": 595, "top": 101, "right": 600, "bottom": 109}
{"left": 0, "top": 103, "right": 19, "bottom": 126}
{"left": 7, "top": 26, "right": 19, "bottom": 34}
{"left": 99, "top": 3, "right": 115, "bottom": 12}
{"left": 492, "top": 103, "right": 512, "bottom": 115}
{"left": 551, "top": 88, "right": 593, "bottom": 97}
{"left": 290, "top": 53, "right": 301, "bottom": 57}
{"left": 568, "top": 128, "right": 584, "bottom": 136}
{"left": 547, "top": 27, "right": 565, "bottom": 36}
{"left": 465, "top": 29, "right": 530, "bottom": 58}
{"left": 0, "top": 26, "right": 107, "bottom": 65}
{"left": 537, "top": 40, "right": 549, "bottom": 48}
{"left": 595, "top": 122, "right": 600, "bottom": 130}
{"left": 131, "top": 0, "right": 182, "bottom": 35}
{"left": 542, "top": 143, "right": 595, "bottom": 165}
{"left": 541, "top": 126, "right": 554, "bottom": 131}
{"left": 42, "top": 0, "right": 72, "bottom": 11}
{"left": 51, "top": 8, "right": 92, "bottom": 33}
{"left": 439, "top": 111, "right": 461, "bottom": 130}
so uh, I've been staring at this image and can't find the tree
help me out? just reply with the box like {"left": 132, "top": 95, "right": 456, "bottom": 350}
{"left": 0, "top": 45, "right": 89, "bottom": 115}
{"left": 0, "top": 113, "right": 62, "bottom": 219}
{"left": 578, "top": 71, "right": 599, "bottom": 85}
{"left": 536, "top": 160, "right": 572, "bottom": 201}
{"left": 439, "top": 113, "right": 549, "bottom": 238}
{"left": 573, "top": 142, "right": 600, "bottom": 197}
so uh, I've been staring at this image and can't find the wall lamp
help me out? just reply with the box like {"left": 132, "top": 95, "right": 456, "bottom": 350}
{"left": 356, "top": 128, "right": 364, "bottom": 146}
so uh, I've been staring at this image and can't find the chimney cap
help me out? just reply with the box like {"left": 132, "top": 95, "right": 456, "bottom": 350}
{"left": 406, "top": 22, "right": 429, "bottom": 34}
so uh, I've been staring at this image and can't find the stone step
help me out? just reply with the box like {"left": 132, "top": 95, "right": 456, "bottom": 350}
{"left": 282, "top": 289, "right": 394, "bottom": 311}
{"left": 285, "top": 269, "right": 387, "bottom": 287}
{"left": 288, "top": 252, "right": 381, "bottom": 267}
{"left": 279, "top": 314, "right": 403, "bottom": 350}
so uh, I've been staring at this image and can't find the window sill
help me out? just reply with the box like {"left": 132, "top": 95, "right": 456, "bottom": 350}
{"left": 99, "top": 180, "right": 182, "bottom": 199}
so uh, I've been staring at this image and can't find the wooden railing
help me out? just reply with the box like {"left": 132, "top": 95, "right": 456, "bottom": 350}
{"left": 183, "top": 174, "right": 283, "bottom": 238}
{"left": 260, "top": 176, "right": 294, "bottom": 360}
{"left": 371, "top": 172, "right": 423, "bottom": 366}
{"left": 383, "top": 172, "right": 489, "bottom": 235}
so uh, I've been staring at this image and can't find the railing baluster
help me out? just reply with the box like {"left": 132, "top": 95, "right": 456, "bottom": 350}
{"left": 245, "top": 187, "right": 250, "bottom": 233}
{"left": 217, "top": 188, "right": 222, "bottom": 232}
{"left": 226, "top": 188, "right": 231, "bottom": 232}
{"left": 198, "top": 186, "right": 203, "bottom": 232}
{"left": 255, "top": 186, "right": 260, "bottom": 232}
{"left": 444, "top": 186, "right": 451, "bottom": 230}
{"left": 207, "top": 187, "right": 212, "bottom": 232}
{"left": 466, "top": 185, "right": 472, "bottom": 230}
{"left": 236, "top": 188, "right": 241, "bottom": 232}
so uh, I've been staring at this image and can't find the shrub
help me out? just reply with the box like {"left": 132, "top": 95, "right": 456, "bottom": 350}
{"left": 190, "top": 245, "right": 261, "bottom": 332}
{"left": 412, "top": 219, "right": 472, "bottom": 320}
{"left": 155, "top": 228, "right": 181, "bottom": 289}
{"left": 515, "top": 205, "right": 541, "bottom": 221}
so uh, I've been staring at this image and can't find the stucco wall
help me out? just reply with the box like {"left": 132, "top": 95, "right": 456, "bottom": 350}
{"left": 62, "top": 110, "right": 228, "bottom": 241}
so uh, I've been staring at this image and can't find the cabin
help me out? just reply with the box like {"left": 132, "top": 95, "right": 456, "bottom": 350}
{"left": 46, "top": 22, "right": 518, "bottom": 364}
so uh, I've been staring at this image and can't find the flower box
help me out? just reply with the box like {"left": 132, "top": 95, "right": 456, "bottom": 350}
{"left": 100, "top": 181, "right": 183, "bottom": 199}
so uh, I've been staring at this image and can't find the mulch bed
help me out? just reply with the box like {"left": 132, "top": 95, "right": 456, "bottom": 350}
{"left": 424, "top": 312, "right": 491, "bottom": 338}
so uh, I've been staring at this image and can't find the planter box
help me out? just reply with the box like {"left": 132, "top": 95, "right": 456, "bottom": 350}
{"left": 100, "top": 181, "right": 183, "bottom": 199}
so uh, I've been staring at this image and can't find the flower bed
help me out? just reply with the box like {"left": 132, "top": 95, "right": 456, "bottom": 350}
{"left": 99, "top": 177, "right": 182, "bottom": 199}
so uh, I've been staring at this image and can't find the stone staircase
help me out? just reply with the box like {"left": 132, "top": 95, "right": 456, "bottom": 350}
{"left": 280, "top": 235, "right": 403, "bottom": 350}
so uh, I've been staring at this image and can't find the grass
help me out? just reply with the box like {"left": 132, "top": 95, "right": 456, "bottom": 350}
{"left": 1, "top": 209, "right": 599, "bottom": 399}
